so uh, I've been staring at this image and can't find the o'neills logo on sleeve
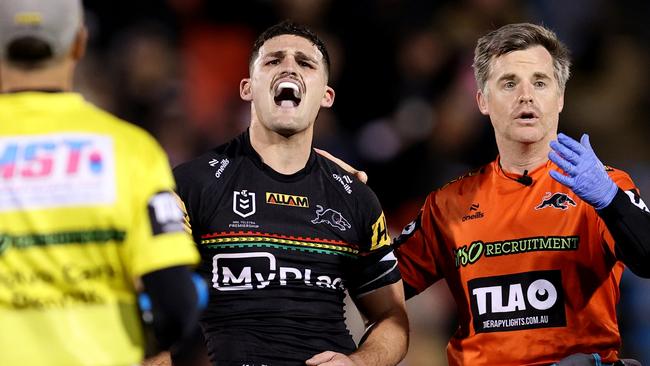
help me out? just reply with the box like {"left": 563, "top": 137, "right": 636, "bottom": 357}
{"left": 265, "top": 192, "right": 309, "bottom": 208}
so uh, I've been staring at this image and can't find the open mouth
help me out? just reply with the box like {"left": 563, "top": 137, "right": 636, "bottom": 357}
{"left": 516, "top": 111, "right": 539, "bottom": 121}
{"left": 274, "top": 81, "right": 302, "bottom": 108}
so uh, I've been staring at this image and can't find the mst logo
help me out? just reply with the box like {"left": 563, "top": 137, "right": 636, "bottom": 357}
{"left": 212, "top": 252, "right": 344, "bottom": 291}
{"left": 536, "top": 192, "right": 576, "bottom": 210}
{"left": 468, "top": 270, "right": 566, "bottom": 333}
{"left": 312, "top": 205, "right": 351, "bottom": 231}
{"left": 0, "top": 133, "right": 115, "bottom": 211}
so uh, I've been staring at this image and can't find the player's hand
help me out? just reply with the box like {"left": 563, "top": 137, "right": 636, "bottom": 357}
{"left": 548, "top": 133, "right": 618, "bottom": 210}
{"left": 305, "top": 351, "right": 362, "bottom": 366}
{"left": 314, "top": 148, "right": 368, "bottom": 184}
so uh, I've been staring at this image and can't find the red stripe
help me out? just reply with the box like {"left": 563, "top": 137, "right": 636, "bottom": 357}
{"left": 200, "top": 231, "right": 357, "bottom": 248}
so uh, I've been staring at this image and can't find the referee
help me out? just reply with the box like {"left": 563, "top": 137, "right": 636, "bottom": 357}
{"left": 0, "top": 1, "right": 205, "bottom": 365}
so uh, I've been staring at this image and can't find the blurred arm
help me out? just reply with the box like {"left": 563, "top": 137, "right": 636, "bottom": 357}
{"left": 140, "top": 266, "right": 208, "bottom": 364}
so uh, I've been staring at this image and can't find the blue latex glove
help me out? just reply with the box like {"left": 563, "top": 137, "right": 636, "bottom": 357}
{"left": 548, "top": 133, "right": 618, "bottom": 210}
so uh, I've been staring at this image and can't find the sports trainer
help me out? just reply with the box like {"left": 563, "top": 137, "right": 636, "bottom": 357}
{"left": 394, "top": 23, "right": 650, "bottom": 365}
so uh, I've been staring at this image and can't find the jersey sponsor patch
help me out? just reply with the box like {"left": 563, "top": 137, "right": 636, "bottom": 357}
{"left": 211, "top": 252, "right": 345, "bottom": 291}
{"left": 0, "top": 133, "right": 115, "bottom": 211}
{"left": 265, "top": 192, "right": 309, "bottom": 208}
{"left": 454, "top": 236, "right": 579, "bottom": 268}
{"left": 468, "top": 270, "right": 566, "bottom": 333}
{"left": 370, "top": 212, "right": 390, "bottom": 250}
{"left": 147, "top": 191, "right": 185, "bottom": 235}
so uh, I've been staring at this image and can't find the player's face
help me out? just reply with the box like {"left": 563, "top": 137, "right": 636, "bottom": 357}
{"left": 241, "top": 34, "right": 334, "bottom": 137}
{"left": 477, "top": 45, "right": 564, "bottom": 146}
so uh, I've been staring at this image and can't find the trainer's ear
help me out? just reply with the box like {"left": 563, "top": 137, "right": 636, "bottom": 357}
{"left": 477, "top": 89, "right": 489, "bottom": 115}
{"left": 240, "top": 78, "right": 252, "bottom": 101}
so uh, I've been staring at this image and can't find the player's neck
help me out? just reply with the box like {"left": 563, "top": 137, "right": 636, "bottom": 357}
{"left": 0, "top": 60, "right": 73, "bottom": 93}
{"left": 249, "top": 121, "right": 313, "bottom": 175}
{"left": 497, "top": 139, "right": 551, "bottom": 175}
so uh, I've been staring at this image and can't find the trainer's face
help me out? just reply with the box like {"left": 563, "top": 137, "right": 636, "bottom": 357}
{"left": 477, "top": 45, "right": 564, "bottom": 146}
{"left": 241, "top": 34, "right": 334, "bottom": 137}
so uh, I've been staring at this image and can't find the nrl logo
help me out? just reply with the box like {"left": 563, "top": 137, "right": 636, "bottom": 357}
{"left": 233, "top": 190, "right": 256, "bottom": 218}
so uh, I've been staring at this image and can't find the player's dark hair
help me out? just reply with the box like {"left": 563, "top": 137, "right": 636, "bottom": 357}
{"left": 473, "top": 23, "right": 571, "bottom": 93}
{"left": 249, "top": 20, "right": 330, "bottom": 76}
{"left": 6, "top": 36, "right": 54, "bottom": 69}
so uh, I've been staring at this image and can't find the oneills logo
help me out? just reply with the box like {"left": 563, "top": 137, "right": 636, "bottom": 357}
{"left": 265, "top": 192, "right": 309, "bottom": 208}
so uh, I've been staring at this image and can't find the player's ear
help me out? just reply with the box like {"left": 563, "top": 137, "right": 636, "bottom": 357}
{"left": 240, "top": 78, "right": 252, "bottom": 101}
{"left": 477, "top": 89, "right": 489, "bottom": 115}
{"left": 320, "top": 86, "right": 335, "bottom": 108}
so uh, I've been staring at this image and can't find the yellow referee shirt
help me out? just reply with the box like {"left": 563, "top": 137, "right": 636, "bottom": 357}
{"left": 0, "top": 92, "right": 199, "bottom": 366}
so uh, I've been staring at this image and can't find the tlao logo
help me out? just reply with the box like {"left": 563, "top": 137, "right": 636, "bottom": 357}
{"left": 0, "top": 134, "right": 115, "bottom": 211}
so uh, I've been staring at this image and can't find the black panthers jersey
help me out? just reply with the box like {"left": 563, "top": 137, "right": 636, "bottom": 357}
{"left": 173, "top": 130, "right": 400, "bottom": 365}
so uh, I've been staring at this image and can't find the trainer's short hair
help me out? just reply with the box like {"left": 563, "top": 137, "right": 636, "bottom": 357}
{"left": 473, "top": 23, "right": 571, "bottom": 94}
{"left": 249, "top": 20, "right": 330, "bottom": 77}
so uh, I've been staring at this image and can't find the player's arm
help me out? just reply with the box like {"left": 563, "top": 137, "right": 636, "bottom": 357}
{"left": 306, "top": 281, "right": 408, "bottom": 366}
{"left": 351, "top": 281, "right": 409, "bottom": 366}
{"left": 139, "top": 266, "right": 208, "bottom": 365}
{"left": 549, "top": 133, "right": 650, "bottom": 277}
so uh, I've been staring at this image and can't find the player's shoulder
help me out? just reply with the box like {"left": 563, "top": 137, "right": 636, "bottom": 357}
{"left": 173, "top": 135, "right": 245, "bottom": 188}
{"left": 315, "top": 153, "right": 380, "bottom": 204}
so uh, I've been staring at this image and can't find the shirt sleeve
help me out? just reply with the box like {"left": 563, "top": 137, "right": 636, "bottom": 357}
{"left": 597, "top": 168, "right": 650, "bottom": 277}
{"left": 122, "top": 137, "right": 199, "bottom": 279}
{"left": 347, "top": 190, "right": 401, "bottom": 298}
{"left": 393, "top": 192, "right": 444, "bottom": 295}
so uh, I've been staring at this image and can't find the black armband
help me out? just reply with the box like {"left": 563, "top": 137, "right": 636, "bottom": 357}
{"left": 141, "top": 266, "right": 203, "bottom": 353}
{"left": 598, "top": 188, "right": 650, "bottom": 278}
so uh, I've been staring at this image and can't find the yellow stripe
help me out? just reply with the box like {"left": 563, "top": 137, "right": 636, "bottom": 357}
{"left": 201, "top": 236, "right": 358, "bottom": 254}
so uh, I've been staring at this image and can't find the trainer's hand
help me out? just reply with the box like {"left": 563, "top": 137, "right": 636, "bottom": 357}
{"left": 314, "top": 148, "right": 368, "bottom": 184}
{"left": 548, "top": 133, "right": 618, "bottom": 210}
{"left": 306, "top": 351, "right": 362, "bottom": 366}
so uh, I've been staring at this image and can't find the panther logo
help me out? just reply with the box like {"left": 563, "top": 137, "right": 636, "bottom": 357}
{"left": 311, "top": 205, "right": 351, "bottom": 231}
{"left": 535, "top": 192, "right": 577, "bottom": 210}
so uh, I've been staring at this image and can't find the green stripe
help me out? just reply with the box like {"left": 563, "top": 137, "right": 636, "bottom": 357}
{"left": 205, "top": 241, "right": 356, "bottom": 258}
{"left": 0, "top": 229, "right": 126, "bottom": 253}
